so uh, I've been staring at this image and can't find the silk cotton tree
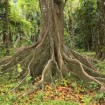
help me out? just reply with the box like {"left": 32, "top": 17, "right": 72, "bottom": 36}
{"left": 1, "top": 0, "right": 105, "bottom": 93}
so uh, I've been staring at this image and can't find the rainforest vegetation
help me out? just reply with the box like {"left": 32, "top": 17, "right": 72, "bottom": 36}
{"left": 0, "top": 0, "right": 105, "bottom": 104}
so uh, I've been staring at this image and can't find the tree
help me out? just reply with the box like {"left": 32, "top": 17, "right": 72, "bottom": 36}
{"left": 3, "top": 0, "right": 10, "bottom": 48}
{"left": 0, "top": 0, "right": 105, "bottom": 93}
{"left": 95, "top": 0, "right": 105, "bottom": 60}
{"left": 0, "top": 0, "right": 12, "bottom": 50}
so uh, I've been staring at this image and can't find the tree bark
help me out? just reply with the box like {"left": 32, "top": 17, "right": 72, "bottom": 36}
{"left": 95, "top": 0, "right": 105, "bottom": 60}
{"left": 3, "top": 0, "right": 10, "bottom": 49}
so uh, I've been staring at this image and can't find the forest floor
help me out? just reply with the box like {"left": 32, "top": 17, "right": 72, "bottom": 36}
{"left": 0, "top": 51, "right": 105, "bottom": 105}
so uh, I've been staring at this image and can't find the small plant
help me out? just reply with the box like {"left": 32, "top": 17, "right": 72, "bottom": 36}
{"left": 71, "top": 82, "right": 77, "bottom": 91}
{"left": 79, "top": 80, "right": 85, "bottom": 88}
{"left": 34, "top": 92, "right": 44, "bottom": 102}
{"left": 40, "top": 100, "right": 79, "bottom": 105}
{"left": 17, "top": 64, "right": 23, "bottom": 73}
{"left": 0, "top": 49, "right": 7, "bottom": 57}
{"left": 89, "top": 81, "right": 99, "bottom": 90}
{"left": 55, "top": 79, "right": 68, "bottom": 87}
{"left": 95, "top": 62, "right": 105, "bottom": 74}
{"left": 0, "top": 94, "right": 16, "bottom": 105}
{"left": 26, "top": 76, "right": 32, "bottom": 83}
{"left": 82, "top": 95, "right": 92, "bottom": 105}
{"left": 94, "top": 93, "right": 105, "bottom": 102}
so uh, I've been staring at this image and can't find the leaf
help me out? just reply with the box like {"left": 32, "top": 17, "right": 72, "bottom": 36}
{"left": 17, "top": 64, "right": 21, "bottom": 67}
{"left": 17, "top": 67, "right": 22, "bottom": 73}
{"left": 17, "top": 64, "right": 22, "bottom": 73}
{"left": 26, "top": 76, "right": 32, "bottom": 82}
{"left": 95, "top": 93, "right": 104, "bottom": 99}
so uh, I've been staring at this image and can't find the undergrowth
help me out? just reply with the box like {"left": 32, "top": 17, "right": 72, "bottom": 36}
{"left": 0, "top": 51, "right": 105, "bottom": 105}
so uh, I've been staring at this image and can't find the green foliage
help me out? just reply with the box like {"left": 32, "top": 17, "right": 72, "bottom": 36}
{"left": 0, "top": 94, "right": 16, "bottom": 105}
{"left": 88, "top": 82, "right": 99, "bottom": 91}
{"left": 55, "top": 78, "right": 71, "bottom": 87}
{"left": 17, "top": 0, "right": 40, "bottom": 40}
{"left": 40, "top": 100, "right": 79, "bottom": 105}
{"left": 72, "top": 0, "right": 97, "bottom": 50}
{"left": 82, "top": 95, "right": 92, "bottom": 105}
{"left": 71, "top": 82, "right": 78, "bottom": 91}
{"left": 0, "top": 0, "right": 105, "bottom": 105}
{"left": 0, "top": 49, "right": 7, "bottom": 58}
{"left": 63, "top": 0, "right": 97, "bottom": 50}
{"left": 25, "top": 76, "right": 32, "bottom": 83}
{"left": 95, "top": 62, "right": 105, "bottom": 73}
{"left": 34, "top": 92, "right": 44, "bottom": 102}
{"left": 64, "top": 0, "right": 79, "bottom": 48}
{"left": 17, "top": 64, "right": 23, "bottom": 73}
{"left": 5, "top": 0, "right": 40, "bottom": 48}
{"left": 94, "top": 93, "right": 105, "bottom": 101}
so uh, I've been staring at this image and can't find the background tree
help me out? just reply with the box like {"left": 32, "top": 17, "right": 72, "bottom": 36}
{"left": 73, "top": 0, "right": 97, "bottom": 51}
{"left": 0, "top": 0, "right": 5, "bottom": 45}
{"left": 0, "top": 0, "right": 10, "bottom": 49}
{"left": 95, "top": 0, "right": 105, "bottom": 60}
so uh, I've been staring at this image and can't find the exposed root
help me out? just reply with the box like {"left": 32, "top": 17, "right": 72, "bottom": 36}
{"left": 0, "top": 49, "right": 33, "bottom": 71}
{"left": 0, "top": 41, "right": 105, "bottom": 95}
{"left": 83, "top": 65, "right": 105, "bottom": 79}
{"left": 1, "top": 52, "right": 33, "bottom": 74}
{"left": 63, "top": 45, "right": 97, "bottom": 70}
{"left": 63, "top": 53, "right": 102, "bottom": 84}
{"left": 0, "top": 56, "right": 12, "bottom": 65}
{"left": 1, "top": 41, "right": 105, "bottom": 95}
{"left": 10, "top": 74, "right": 29, "bottom": 92}
{"left": 99, "top": 84, "right": 105, "bottom": 92}
{"left": 94, "top": 77, "right": 105, "bottom": 82}
{"left": 63, "top": 51, "right": 105, "bottom": 91}
{"left": 18, "top": 59, "right": 54, "bottom": 96}
{"left": 10, "top": 53, "right": 35, "bottom": 92}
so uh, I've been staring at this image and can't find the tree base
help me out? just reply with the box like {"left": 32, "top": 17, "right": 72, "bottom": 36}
{"left": 0, "top": 41, "right": 105, "bottom": 94}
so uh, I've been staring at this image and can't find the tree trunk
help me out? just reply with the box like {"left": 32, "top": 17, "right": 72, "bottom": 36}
{"left": 1, "top": 0, "right": 105, "bottom": 92}
{"left": 3, "top": 0, "right": 10, "bottom": 49}
{"left": 95, "top": 0, "right": 105, "bottom": 60}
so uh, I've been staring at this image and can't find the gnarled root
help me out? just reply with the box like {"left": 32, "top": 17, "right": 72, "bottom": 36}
{"left": 1, "top": 42, "right": 105, "bottom": 95}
